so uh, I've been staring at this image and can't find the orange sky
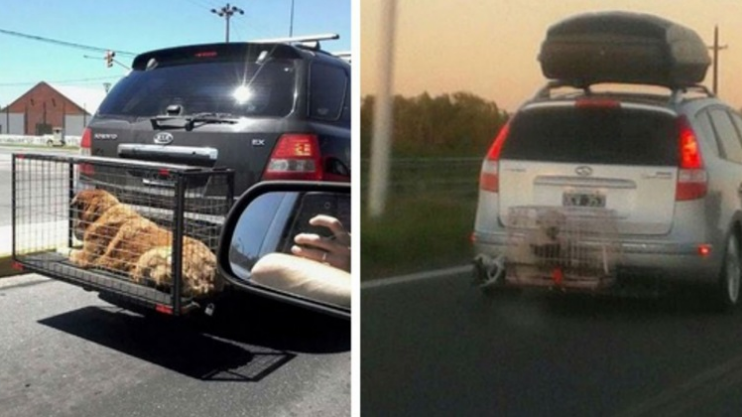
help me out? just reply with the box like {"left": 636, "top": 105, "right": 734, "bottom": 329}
{"left": 361, "top": 0, "right": 742, "bottom": 112}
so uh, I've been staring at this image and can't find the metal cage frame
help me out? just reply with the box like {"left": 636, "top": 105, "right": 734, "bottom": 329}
{"left": 12, "top": 153, "right": 234, "bottom": 315}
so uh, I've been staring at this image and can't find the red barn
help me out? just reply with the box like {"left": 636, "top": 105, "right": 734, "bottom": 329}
{"left": 1, "top": 82, "right": 106, "bottom": 136}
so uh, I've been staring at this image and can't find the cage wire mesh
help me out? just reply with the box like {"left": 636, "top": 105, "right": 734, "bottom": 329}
{"left": 13, "top": 154, "right": 233, "bottom": 311}
{"left": 505, "top": 205, "right": 622, "bottom": 290}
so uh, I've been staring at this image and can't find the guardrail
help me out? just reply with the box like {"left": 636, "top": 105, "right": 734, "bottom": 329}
{"left": 360, "top": 157, "right": 482, "bottom": 197}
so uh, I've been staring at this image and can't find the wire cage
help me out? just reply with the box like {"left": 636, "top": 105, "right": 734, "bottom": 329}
{"left": 504, "top": 206, "right": 622, "bottom": 290}
{"left": 12, "top": 153, "right": 234, "bottom": 315}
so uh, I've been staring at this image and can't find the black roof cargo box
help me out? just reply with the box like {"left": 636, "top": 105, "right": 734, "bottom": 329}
{"left": 539, "top": 11, "right": 711, "bottom": 87}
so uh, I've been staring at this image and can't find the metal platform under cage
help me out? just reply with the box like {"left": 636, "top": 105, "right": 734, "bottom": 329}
{"left": 504, "top": 205, "right": 623, "bottom": 291}
{"left": 12, "top": 153, "right": 235, "bottom": 315}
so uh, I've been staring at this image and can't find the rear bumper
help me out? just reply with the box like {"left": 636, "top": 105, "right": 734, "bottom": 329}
{"left": 472, "top": 231, "right": 721, "bottom": 286}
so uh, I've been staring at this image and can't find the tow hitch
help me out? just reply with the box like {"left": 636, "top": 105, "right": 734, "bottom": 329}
{"left": 472, "top": 254, "right": 505, "bottom": 288}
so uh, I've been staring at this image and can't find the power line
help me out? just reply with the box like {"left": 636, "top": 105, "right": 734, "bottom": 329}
{"left": 0, "top": 28, "right": 137, "bottom": 56}
{"left": 186, "top": 0, "right": 214, "bottom": 10}
{"left": 203, "top": 0, "right": 227, "bottom": 8}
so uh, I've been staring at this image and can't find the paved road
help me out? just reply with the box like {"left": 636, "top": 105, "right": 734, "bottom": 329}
{"left": 362, "top": 269, "right": 742, "bottom": 416}
{"left": 1, "top": 274, "right": 350, "bottom": 417}
{"left": 0, "top": 147, "right": 350, "bottom": 416}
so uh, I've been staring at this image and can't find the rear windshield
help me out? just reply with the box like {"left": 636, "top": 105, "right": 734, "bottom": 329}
{"left": 502, "top": 106, "right": 678, "bottom": 166}
{"left": 98, "top": 59, "right": 298, "bottom": 118}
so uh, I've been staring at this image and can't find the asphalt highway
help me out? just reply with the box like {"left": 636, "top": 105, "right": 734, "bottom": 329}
{"left": 362, "top": 269, "right": 742, "bottom": 417}
{"left": 0, "top": 146, "right": 350, "bottom": 416}
{"left": 0, "top": 274, "right": 350, "bottom": 417}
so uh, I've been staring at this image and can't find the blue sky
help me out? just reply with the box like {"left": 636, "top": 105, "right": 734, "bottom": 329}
{"left": 0, "top": 0, "right": 351, "bottom": 106}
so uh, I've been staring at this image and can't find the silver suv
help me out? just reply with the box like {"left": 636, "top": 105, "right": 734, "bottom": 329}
{"left": 472, "top": 82, "right": 742, "bottom": 309}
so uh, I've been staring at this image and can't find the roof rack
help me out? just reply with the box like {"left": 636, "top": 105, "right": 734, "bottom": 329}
{"left": 669, "top": 85, "right": 715, "bottom": 103}
{"left": 251, "top": 33, "right": 339, "bottom": 44}
{"left": 533, "top": 80, "right": 715, "bottom": 102}
{"left": 250, "top": 33, "right": 340, "bottom": 53}
{"left": 532, "top": 80, "right": 586, "bottom": 100}
{"left": 332, "top": 51, "right": 351, "bottom": 63}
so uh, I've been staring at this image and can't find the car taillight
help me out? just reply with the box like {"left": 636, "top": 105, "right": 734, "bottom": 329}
{"left": 79, "top": 128, "right": 94, "bottom": 175}
{"left": 575, "top": 98, "right": 620, "bottom": 109}
{"left": 263, "top": 134, "right": 323, "bottom": 181}
{"left": 676, "top": 116, "right": 707, "bottom": 201}
{"left": 479, "top": 122, "right": 510, "bottom": 192}
{"left": 195, "top": 51, "right": 218, "bottom": 58}
{"left": 80, "top": 128, "right": 92, "bottom": 155}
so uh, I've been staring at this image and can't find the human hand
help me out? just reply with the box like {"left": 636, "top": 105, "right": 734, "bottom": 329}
{"left": 291, "top": 215, "right": 351, "bottom": 272}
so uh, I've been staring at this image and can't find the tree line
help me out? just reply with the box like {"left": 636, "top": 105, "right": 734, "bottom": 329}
{"left": 361, "top": 91, "right": 509, "bottom": 158}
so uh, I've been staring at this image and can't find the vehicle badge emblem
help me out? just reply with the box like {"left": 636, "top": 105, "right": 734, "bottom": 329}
{"left": 252, "top": 139, "right": 266, "bottom": 147}
{"left": 153, "top": 132, "right": 174, "bottom": 145}
{"left": 575, "top": 166, "right": 593, "bottom": 177}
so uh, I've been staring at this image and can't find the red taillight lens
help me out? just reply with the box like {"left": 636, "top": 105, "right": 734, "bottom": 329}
{"left": 676, "top": 116, "right": 707, "bottom": 201}
{"left": 263, "top": 134, "right": 323, "bottom": 181}
{"left": 486, "top": 122, "right": 510, "bottom": 161}
{"left": 678, "top": 116, "right": 702, "bottom": 169}
{"left": 155, "top": 304, "right": 173, "bottom": 315}
{"left": 479, "top": 122, "right": 510, "bottom": 192}
{"left": 575, "top": 98, "right": 620, "bottom": 109}
{"left": 79, "top": 128, "right": 94, "bottom": 175}
{"left": 80, "top": 128, "right": 92, "bottom": 152}
{"left": 195, "top": 51, "right": 218, "bottom": 58}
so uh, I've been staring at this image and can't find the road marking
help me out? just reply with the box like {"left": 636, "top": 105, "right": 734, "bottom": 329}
{"left": 361, "top": 265, "right": 472, "bottom": 290}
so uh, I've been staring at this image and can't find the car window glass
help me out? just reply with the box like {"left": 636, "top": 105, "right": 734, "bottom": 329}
{"left": 340, "top": 74, "right": 351, "bottom": 126}
{"left": 279, "top": 192, "right": 352, "bottom": 253}
{"left": 309, "top": 63, "right": 347, "bottom": 121}
{"left": 99, "top": 59, "right": 298, "bottom": 118}
{"left": 728, "top": 112, "right": 742, "bottom": 148}
{"left": 501, "top": 106, "right": 678, "bottom": 165}
{"left": 229, "top": 192, "right": 298, "bottom": 274}
{"left": 694, "top": 111, "right": 721, "bottom": 157}
{"left": 709, "top": 109, "right": 742, "bottom": 164}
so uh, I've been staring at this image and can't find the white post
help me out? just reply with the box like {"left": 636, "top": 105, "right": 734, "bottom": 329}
{"left": 368, "top": 0, "right": 397, "bottom": 218}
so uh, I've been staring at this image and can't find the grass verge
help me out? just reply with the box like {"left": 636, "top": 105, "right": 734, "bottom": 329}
{"left": 361, "top": 195, "right": 476, "bottom": 280}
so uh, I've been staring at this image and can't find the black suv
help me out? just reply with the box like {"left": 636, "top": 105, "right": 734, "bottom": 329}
{"left": 80, "top": 37, "right": 351, "bottom": 200}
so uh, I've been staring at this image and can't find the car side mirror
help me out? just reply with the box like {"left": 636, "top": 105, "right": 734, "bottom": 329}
{"left": 217, "top": 181, "right": 351, "bottom": 319}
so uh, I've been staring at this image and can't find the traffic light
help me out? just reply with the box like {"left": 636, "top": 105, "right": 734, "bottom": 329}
{"left": 105, "top": 50, "right": 115, "bottom": 68}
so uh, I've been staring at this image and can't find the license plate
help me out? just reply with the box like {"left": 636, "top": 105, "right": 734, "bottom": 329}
{"left": 563, "top": 192, "right": 605, "bottom": 207}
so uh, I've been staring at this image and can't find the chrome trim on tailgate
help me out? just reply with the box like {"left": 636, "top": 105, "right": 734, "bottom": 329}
{"left": 117, "top": 144, "right": 219, "bottom": 160}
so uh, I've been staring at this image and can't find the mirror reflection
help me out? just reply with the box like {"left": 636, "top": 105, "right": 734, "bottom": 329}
{"left": 229, "top": 191, "right": 351, "bottom": 309}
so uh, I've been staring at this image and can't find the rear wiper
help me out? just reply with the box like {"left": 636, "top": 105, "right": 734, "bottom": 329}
{"left": 150, "top": 112, "right": 239, "bottom": 131}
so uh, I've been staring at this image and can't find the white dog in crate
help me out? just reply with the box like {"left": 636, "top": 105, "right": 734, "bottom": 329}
{"left": 507, "top": 208, "right": 568, "bottom": 282}
{"left": 69, "top": 189, "right": 221, "bottom": 296}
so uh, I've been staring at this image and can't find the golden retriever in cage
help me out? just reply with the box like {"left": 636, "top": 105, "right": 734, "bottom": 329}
{"left": 69, "top": 189, "right": 221, "bottom": 296}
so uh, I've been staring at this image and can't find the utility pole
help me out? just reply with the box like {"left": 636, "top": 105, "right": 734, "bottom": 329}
{"left": 289, "top": 0, "right": 295, "bottom": 37}
{"left": 708, "top": 25, "right": 728, "bottom": 95}
{"left": 368, "top": 0, "right": 398, "bottom": 218}
{"left": 211, "top": 3, "right": 244, "bottom": 43}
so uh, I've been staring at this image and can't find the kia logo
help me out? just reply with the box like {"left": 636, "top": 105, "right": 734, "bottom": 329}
{"left": 153, "top": 132, "right": 174, "bottom": 145}
{"left": 575, "top": 166, "right": 593, "bottom": 177}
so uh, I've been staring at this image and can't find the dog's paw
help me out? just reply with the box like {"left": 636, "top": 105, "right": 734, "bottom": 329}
{"left": 69, "top": 249, "right": 90, "bottom": 268}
